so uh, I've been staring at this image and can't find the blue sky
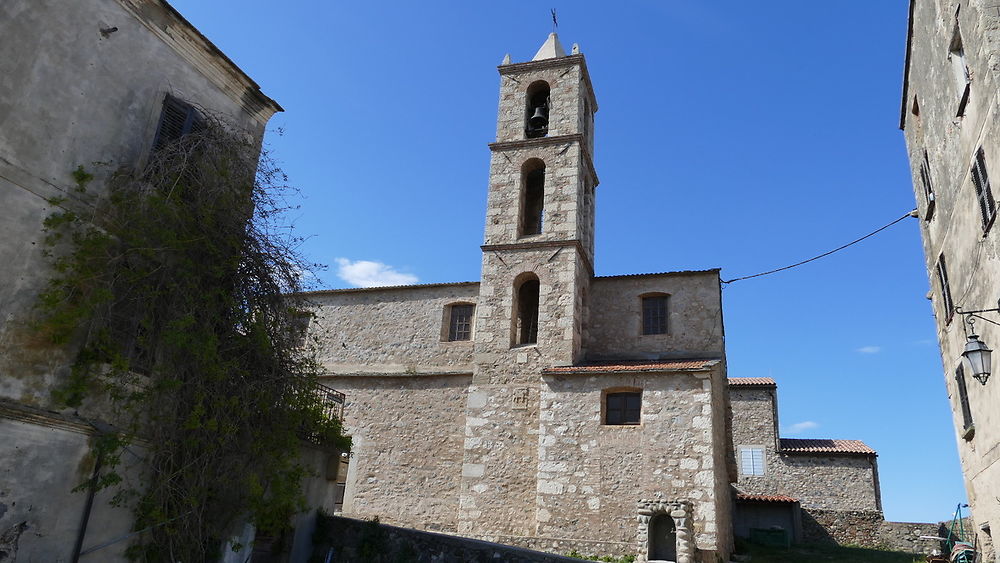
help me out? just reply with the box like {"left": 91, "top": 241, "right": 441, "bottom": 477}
{"left": 169, "top": 1, "right": 965, "bottom": 522}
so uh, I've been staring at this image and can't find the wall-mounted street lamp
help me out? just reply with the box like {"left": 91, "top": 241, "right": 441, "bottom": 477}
{"left": 956, "top": 302, "right": 1000, "bottom": 385}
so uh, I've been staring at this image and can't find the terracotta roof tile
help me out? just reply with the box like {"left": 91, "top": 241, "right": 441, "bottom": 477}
{"left": 542, "top": 359, "right": 719, "bottom": 374}
{"left": 780, "top": 438, "right": 876, "bottom": 455}
{"left": 728, "top": 377, "right": 776, "bottom": 386}
{"left": 735, "top": 493, "right": 799, "bottom": 504}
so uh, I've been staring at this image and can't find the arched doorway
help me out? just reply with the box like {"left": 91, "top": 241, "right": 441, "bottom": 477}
{"left": 648, "top": 513, "right": 677, "bottom": 561}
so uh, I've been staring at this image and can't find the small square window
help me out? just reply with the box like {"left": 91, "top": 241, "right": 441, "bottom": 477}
{"left": 739, "top": 446, "right": 765, "bottom": 476}
{"left": 641, "top": 295, "right": 668, "bottom": 335}
{"left": 606, "top": 391, "right": 641, "bottom": 425}
{"left": 447, "top": 304, "right": 474, "bottom": 341}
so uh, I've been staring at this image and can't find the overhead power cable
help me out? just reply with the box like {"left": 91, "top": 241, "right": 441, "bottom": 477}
{"left": 721, "top": 210, "right": 917, "bottom": 285}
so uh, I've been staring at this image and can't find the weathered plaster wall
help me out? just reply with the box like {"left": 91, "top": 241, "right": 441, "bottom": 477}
{"left": 0, "top": 407, "right": 143, "bottom": 561}
{"left": 587, "top": 272, "right": 724, "bottom": 361}
{"left": 0, "top": 0, "right": 276, "bottom": 410}
{"left": 328, "top": 374, "right": 470, "bottom": 533}
{"left": 902, "top": 1, "right": 1000, "bottom": 554}
{"left": 307, "top": 284, "right": 479, "bottom": 374}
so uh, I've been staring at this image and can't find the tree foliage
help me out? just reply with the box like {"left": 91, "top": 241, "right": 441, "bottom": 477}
{"left": 37, "top": 119, "right": 348, "bottom": 561}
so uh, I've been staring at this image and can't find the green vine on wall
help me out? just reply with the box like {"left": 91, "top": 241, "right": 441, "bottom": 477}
{"left": 37, "top": 119, "right": 349, "bottom": 561}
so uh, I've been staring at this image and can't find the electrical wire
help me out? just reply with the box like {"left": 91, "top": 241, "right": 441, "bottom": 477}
{"left": 721, "top": 210, "right": 917, "bottom": 285}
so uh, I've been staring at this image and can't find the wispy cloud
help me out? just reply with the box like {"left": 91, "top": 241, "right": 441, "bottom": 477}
{"left": 335, "top": 258, "right": 418, "bottom": 288}
{"left": 785, "top": 421, "right": 818, "bottom": 435}
{"left": 856, "top": 345, "right": 881, "bottom": 354}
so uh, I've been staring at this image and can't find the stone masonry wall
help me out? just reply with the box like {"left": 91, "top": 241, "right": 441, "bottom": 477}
{"left": 327, "top": 374, "right": 470, "bottom": 533}
{"left": 731, "top": 386, "right": 880, "bottom": 512}
{"left": 307, "top": 283, "right": 479, "bottom": 374}
{"left": 587, "top": 273, "right": 725, "bottom": 361}
{"left": 316, "top": 514, "right": 585, "bottom": 563}
{"left": 536, "top": 370, "right": 722, "bottom": 555}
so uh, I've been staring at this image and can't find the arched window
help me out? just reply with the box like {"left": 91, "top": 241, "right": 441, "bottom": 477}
{"left": 525, "top": 81, "right": 550, "bottom": 139}
{"left": 520, "top": 159, "right": 545, "bottom": 236}
{"left": 443, "top": 302, "right": 475, "bottom": 341}
{"left": 640, "top": 293, "right": 669, "bottom": 335}
{"left": 513, "top": 274, "right": 540, "bottom": 346}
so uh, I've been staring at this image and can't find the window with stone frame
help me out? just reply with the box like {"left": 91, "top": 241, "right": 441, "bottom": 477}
{"left": 605, "top": 391, "right": 641, "bottom": 425}
{"left": 956, "top": 364, "right": 974, "bottom": 433}
{"left": 288, "top": 310, "right": 312, "bottom": 348}
{"left": 446, "top": 303, "right": 474, "bottom": 342}
{"left": 641, "top": 293, "right": 669, "bottom": 335}
{"left": 971, "top": 147, "right": 996, "bottom": 230}
{"left": 738, "top": 446, "right": 765, "bottom": 476}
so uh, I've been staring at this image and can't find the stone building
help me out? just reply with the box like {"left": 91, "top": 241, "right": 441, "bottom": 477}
{"left": 901, "top": 1, "right": 1000, "bottom": 559}
{"left": 306, "top": 34, "right": 735, "bottom": 562}
{"left": 0, "top": 0, "right": 282, "bottom": 559}
{"left": 729, "top": 378, "right": 883, "bottom": 546}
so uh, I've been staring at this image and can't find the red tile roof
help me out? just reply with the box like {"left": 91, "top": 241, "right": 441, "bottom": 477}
{"left": 728, "top": 377, "right": 776, "bottom": 386}
{"left": 780, "top": 438, "right": 876, "bottom": 455}
{"left": 735, "top": 493, "right": 799, "bottom": 504}
{"left": 542, "top": 359, "right": 719, "bottom": 374}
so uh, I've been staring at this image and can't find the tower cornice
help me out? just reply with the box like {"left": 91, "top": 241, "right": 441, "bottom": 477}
{"left": 498, "top": 54, "right": 598, "bottom": 112}
{"left": 481, "top": 239, "right": 594, "bottom": 277}
{"left": 488, "top": 134, "right": 599, "bottom": 188}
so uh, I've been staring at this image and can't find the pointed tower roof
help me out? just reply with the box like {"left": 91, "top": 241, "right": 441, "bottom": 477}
{"left": 532, "top": 32, "right": 567, "bottom": 61}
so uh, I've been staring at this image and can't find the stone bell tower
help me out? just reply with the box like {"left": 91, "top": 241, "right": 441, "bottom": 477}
{"left": 458, "top": 33, "right": 599, "bottom": 538}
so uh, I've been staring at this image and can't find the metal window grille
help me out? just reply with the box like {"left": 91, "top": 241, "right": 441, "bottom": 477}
{"left": 956, "top": 365, "right": 974, "bottom": 430}
{"left": 448, "top": 304, "right": 474, "bottom": 341}
{"left": 740, "top": 447, "right": 765, "bottom": 476}
{"left": 971, "top": 148, "right": 996, "bottom": 229}
{"left": 606, "top": 392, "right": 641, "bottom": 425}
{"left": 937, "top": 255, "right": 955, "bottom": 321}
{"left": 642, "top": 295, "right": 668, "bottom": 335}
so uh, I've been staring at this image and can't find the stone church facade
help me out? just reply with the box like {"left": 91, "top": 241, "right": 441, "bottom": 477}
{"left": 306, "top": 34, "right": 734, "bottom": 562}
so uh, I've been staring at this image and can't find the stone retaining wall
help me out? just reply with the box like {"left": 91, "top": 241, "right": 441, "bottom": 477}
{"left": 801, "top": 509, "right": 944, "bottom": 555}
{"left": 316, "top": 515, "right": 585, "bottom": 563}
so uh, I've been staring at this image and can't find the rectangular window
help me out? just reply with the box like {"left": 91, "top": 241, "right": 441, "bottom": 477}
{"left": 448, "top": 304, "right": 474, "bottom": 341}
{"left": 153, "top": 94, "right": 201, "bottom": 151}
{"left": 739, "top": 446, "right": 765, "bottom": 476}
{"left": 956, "top": 365, "right": 974, "bottom": 431}
{"left": 950, "top": 25, "right": 971, "bottom": 117}
{"left": 641, "top": 295, "right": 668, "bottom": 335}
{"left": 606, "top": 392, "right": 641, "bottom": 425}
{"left": 920, "top": 150, "right": 936, "bottom": 219}
{"left": 971, "top": 147, "right": 996, "bottom": 230}
{"left": 937, "top": 255, "right": 955, "bottom": 322}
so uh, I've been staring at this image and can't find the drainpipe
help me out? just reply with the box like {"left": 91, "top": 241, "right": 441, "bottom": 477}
{"left": 71, "top": 449, "right": 103, "bottom": 562}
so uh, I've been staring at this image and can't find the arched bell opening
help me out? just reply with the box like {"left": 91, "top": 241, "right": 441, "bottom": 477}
{"left": 524, "top": 81, "right": 550, "bottom": 138}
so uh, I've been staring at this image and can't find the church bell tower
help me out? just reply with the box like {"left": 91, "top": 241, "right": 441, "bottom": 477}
{"left": 459, "top": 32, "right": 599, "bottom": 536}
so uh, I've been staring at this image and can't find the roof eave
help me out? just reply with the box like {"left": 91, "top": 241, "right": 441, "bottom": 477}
{"left": 899, "top": 0, "right": 916, "bottom": 130}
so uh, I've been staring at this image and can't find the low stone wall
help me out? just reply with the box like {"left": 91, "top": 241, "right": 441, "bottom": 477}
{"left": 877, "top": 520, "right": 946, "bottom": 555}
{"left": 800, "top": 509, "right": 943, "bottom": 555}
{"left": 316, "top": 515, "right": 585, "bottom": 562}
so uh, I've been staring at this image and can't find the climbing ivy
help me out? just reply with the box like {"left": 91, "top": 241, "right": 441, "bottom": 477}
{"left": 36, "top": 119, "right": 349, "bottom": 561}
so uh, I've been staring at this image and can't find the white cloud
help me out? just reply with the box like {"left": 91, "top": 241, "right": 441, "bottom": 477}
{"left": 334, "top": 258, "right": 418, "bottom": 288}
{"left": 785, "top": 421, "right": 818, "bottom": 435}
{"left": 856, "top": 345, "right": 881, "bottom": 354}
